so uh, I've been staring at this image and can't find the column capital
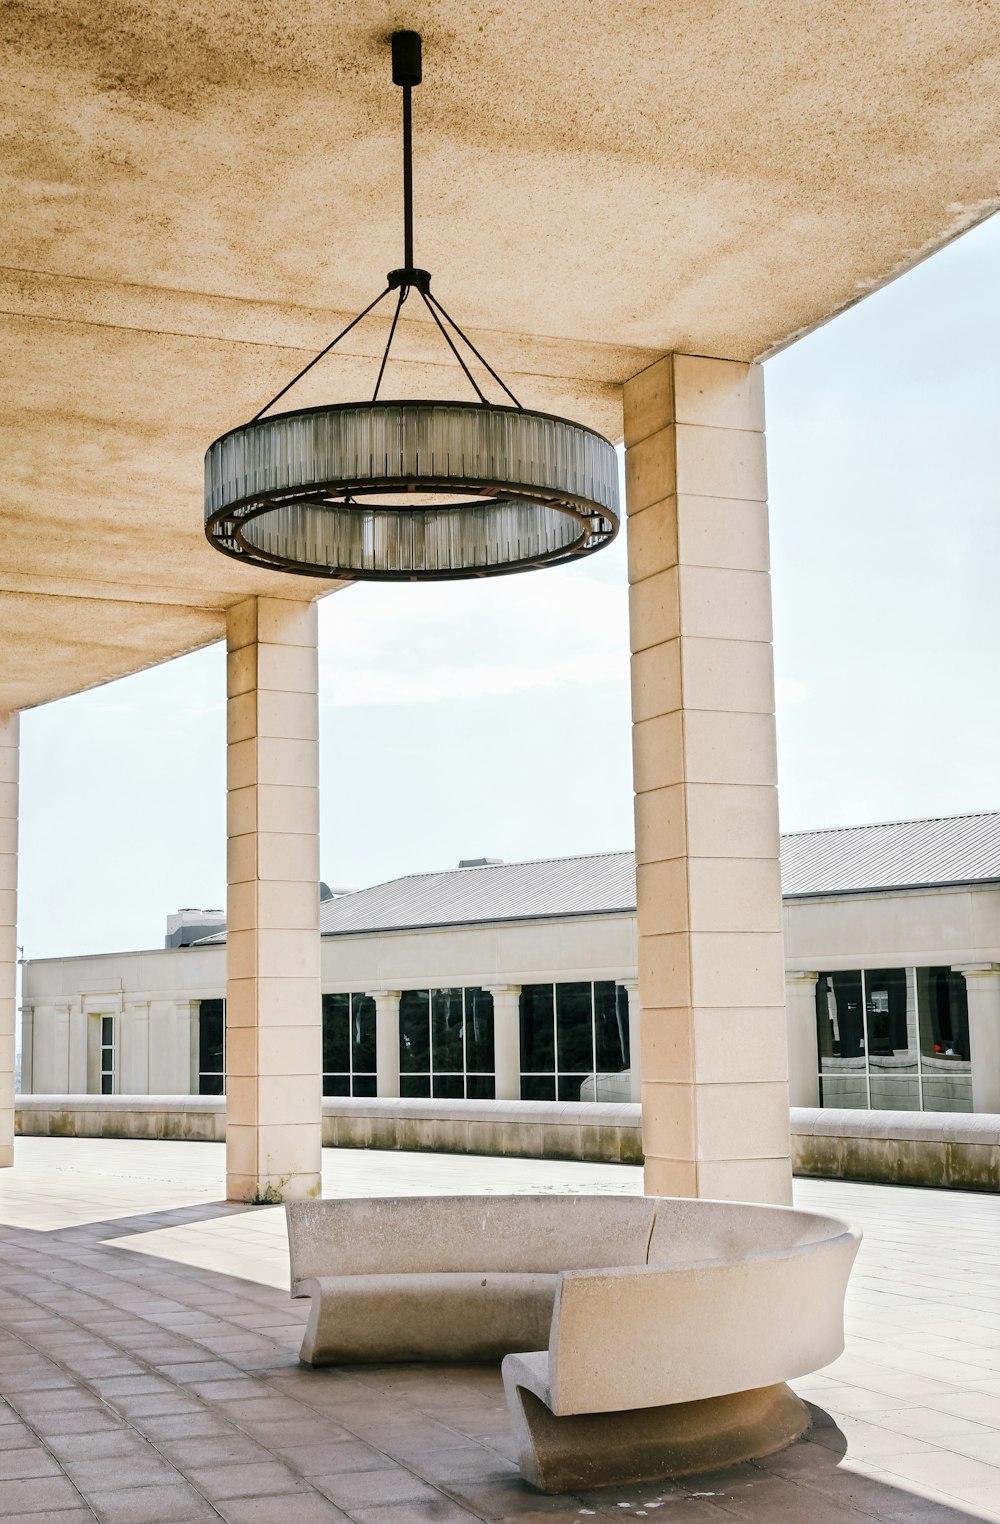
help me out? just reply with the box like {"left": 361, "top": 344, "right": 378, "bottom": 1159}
{"left": 484, "top": 984, "right": 521, "bottom": 998}
{"left": 785, "top": 970, "right": 820, "bottom": 985}
{"left": 367, "top": 989, "right": 402, "bottom": 1001}
{"left": 954, "top": 964, "right": 1000, "bottom": 978}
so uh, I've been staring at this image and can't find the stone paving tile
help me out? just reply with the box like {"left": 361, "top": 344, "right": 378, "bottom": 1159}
{"left": 214, "top": 1497, "right": 353, "bottom": 1523}
{"left": 0, "top": 1442, "right": 63, "bottom": 1478}
{"left": 84, "top": 1481, "right": 222, "bottom": 1523}
{"left": 185, "top": 1459, "right": 313, "bottom": 1499}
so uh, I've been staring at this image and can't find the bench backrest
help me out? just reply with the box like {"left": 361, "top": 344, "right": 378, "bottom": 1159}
{"left": 646, "top": 1197, "right": 848, "bottom": 1265}
{"left": 546, "top": 1225, "right": 860, "bottom": 1417}
{"left": 286, "top": 1194, "right": 656, "bottom": 1284}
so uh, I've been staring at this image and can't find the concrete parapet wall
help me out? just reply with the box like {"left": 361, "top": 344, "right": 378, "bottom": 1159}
{"left": 790, "top": 1106, "right": 1000, "bottom": 1192}
{"left": 16, "top": 1095, "right": 227, "bottom": 1143}
{"left": 320, "top": 1098, "right": 643, "bottom": 1164}
{"left": 15, "top": 1098, "right": 1000, "bottom": 1190}
{"left": 14, "top": 1096, "right": 643, "bottom": 1164}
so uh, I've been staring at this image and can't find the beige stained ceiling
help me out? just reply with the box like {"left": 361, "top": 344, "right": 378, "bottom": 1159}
{"left": 2, "top": 0, "right": 999, "bottom": 711}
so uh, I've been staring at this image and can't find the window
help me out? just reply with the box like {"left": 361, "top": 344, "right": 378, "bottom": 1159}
{"left": 816, "top": 967, "right": 969, "bottom": 1112}
{"left": 399, "top": 988, "right": 495, "bottom": 1099}
{"left": 520, "top": 981, "right": 630, "bottom": 1101}
{"left": 198, "top": 999, "right": 226, "bottom": 1096}
{"left": 100, "top": 1016, "right": 115, "bottom": 1095}
{"left": 322, "top": 993, "right": 377, "bottom": 1097}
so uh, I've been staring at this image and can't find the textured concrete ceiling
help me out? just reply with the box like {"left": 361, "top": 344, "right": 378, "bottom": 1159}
{"left": 2, "top": 0, "right": 999, "bottom": 710}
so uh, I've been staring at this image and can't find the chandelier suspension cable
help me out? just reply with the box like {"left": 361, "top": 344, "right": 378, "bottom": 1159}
{"left": 250, "top": 284, "right": 393, "bottom": 422}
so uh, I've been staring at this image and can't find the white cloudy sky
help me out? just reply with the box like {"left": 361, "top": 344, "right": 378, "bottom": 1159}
{"left": 17, "top": 213, "right": 1000, "bottom": 959}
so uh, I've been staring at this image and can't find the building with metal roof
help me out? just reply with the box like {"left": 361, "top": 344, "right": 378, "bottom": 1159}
{"left": 19, "top": 810, "right": 1000, "bottom": 1125}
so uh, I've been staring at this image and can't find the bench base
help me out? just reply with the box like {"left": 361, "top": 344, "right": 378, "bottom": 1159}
{"left": 507, "top": 1380, "right": 811, "bottom": 1494}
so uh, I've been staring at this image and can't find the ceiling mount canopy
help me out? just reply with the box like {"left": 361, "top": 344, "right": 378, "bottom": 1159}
{"left": 204, "top": 31, "right": 620, "bottom": 582}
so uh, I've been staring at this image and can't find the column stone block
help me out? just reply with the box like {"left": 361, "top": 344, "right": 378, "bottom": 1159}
{"left": 0, "top": 714, "right": 16, "bottom": 1167}
{"left": 226, "top": 596, "right": 322, "bottom": 1201}
{"left": 624, "top": 354, "right": 791, "bottom": 1205}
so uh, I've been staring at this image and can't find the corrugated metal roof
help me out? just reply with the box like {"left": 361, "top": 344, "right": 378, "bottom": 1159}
{"left": 319, "top": 850, "right": 637, "bottom": 936}
{"left": 780, "top": 810, "right": 1000, "bottom": 897}
{"left": 193, "top": 811, "right": 1000, "bottom": 943}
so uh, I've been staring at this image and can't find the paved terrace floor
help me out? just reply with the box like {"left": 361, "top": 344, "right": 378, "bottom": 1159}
{"left": 1, "top": 1142, "right": 1000, "bottom": 1524}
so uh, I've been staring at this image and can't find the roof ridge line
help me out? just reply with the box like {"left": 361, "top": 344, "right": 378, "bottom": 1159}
{"left": 781, "top": 809, "right": 1000, "bottom": 840}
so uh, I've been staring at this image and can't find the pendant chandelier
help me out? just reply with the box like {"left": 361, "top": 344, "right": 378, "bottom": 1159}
{"left": 204, "top": 31, "right": 620, "bottom": 581}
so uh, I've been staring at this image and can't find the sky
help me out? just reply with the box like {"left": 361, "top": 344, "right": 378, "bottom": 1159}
{"left": 16, "top": 212, "right": 1000, "bottom": 961}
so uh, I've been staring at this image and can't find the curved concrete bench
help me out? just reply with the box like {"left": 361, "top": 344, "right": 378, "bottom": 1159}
{"left": 285, "top": 1194, "right": 859, "bottom": 1491}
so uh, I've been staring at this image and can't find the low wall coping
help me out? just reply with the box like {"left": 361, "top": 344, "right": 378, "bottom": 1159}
{"left": 790, "top": 1105, "right": 1000, "bottom": 1146}
{"left": 15, "top": 1095, "right": 641, "bottom": 1129}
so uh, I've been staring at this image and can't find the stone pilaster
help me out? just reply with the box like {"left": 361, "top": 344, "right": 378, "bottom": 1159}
{"left": 954, "top": 965, "right": 1000, "bottom": 1113}
{"left": 488, "top": 986, "right": 522, "bottom": 1100}
{"left": 371, "top": 990, "right": 402, "bottom": 1098}
{"left": 785, "top": 971, "right": 821, "bottom": 1108}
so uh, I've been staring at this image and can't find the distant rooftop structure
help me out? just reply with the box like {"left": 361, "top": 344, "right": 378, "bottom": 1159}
{"left": 165, "top": 908, "right": 226, "bottom": 949}
{"left": 191, "top": 812, "right": 1000, "bottom": 945}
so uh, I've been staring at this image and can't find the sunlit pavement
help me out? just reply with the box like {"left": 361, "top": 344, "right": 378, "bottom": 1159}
{"left": 1, "top": 1137, "right": 999, "bottom": 1523}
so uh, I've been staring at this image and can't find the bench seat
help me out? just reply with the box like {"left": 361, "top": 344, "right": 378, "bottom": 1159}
{"left": 298, "top": 1270, "right": 558, "bottom": 1364}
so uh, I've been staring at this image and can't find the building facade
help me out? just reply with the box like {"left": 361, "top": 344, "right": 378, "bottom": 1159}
{"left": 21, "top": 813, "right": 1000, "bottom": 1117}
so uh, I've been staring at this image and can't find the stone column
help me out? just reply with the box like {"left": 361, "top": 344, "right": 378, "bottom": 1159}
{"left": 623, "top": 982, "right": 641, "bottom": 1103}
{"left": 52, "top": 1003, "right": 72, "bottom": 1092}
{"left": 954, "top": 965, "right": 1000, "bottom": 1113}
{"left": 624, "top": 353, "right": 790, "bottom": 1205}
{"left": 371, "top": 990, "right": 402, "bottom": 1098}
{"left": 0, "top": 714, "right": 16, "bottom": 1167}
{"left": 226, "top": 596, "right": 322, "bottom": 1202}
{"left": 785, "top": 972, "right": 820, "bottom": 1108}
{"left": 489, "top": 986, "right": 522, "bottom": 1100}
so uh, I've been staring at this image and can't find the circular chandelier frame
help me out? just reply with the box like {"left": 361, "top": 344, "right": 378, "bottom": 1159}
{"left": 205, "top": 400, "right": 618, "bottom": 581}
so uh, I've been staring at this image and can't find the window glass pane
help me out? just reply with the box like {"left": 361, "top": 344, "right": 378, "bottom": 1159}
{"left": 322, "top": 993, "right": 350, "bottom": 1075}
{"left": 432, "top": 1073, "right": 464, "bottom": 1099}
{"left": 101, "top": 1073, "right": 113, "bottom": 1095}
{"left": 352, "top": 1074, "right": 377, "bottom": 1098}
{"left": 323, "top": 1074, "right": 350, "bottom": 1098}
{"left": 199, "top": 1000, "right": 225, "bottom": 1076}
{"left": 399, "top": 990, "right": 430, "bottom": 1073}
{"left": 520, "top": 1073, "right": 556, "bottom": 1101}
{"left": 557, "top": 1073, "right": 587, "bottom": 1102}
{"left": 400, "top": 1073, "right": 431, "bottom": 1098}
{"left": 556, "top": 983, "right": 594, "bottom": 1073}
{"left": 101, "top": 1016, "right": 113, "bottom": 1045}
{"left": 866, "top": 968, "right": 919, "bottom": 1110}
{"left": 465, "top": 988, "right": 495, "bottom": 1073}
{"left": 595, "top": 981, "right": 628, "bottom": 1071}
{"left": 351, "top": 994, "right": 376, "bottom": 1075}
{"left": 432, "top": 988, "right": 464, "bottom": 1073}
{"left": 520, "top": 986, "right": 554, "bottom": 1073}
{"left": 200, "top": 1073, "right": 224, "bottom": 1097}
{"left": 816, "top": 972, "right": 867, "bottom": 1108}
{"left": 467, "top": 1074, "right": 496, "bottom": 1100}
{"left": 919, "top": 967, "right": 972, "bottom": 1111}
